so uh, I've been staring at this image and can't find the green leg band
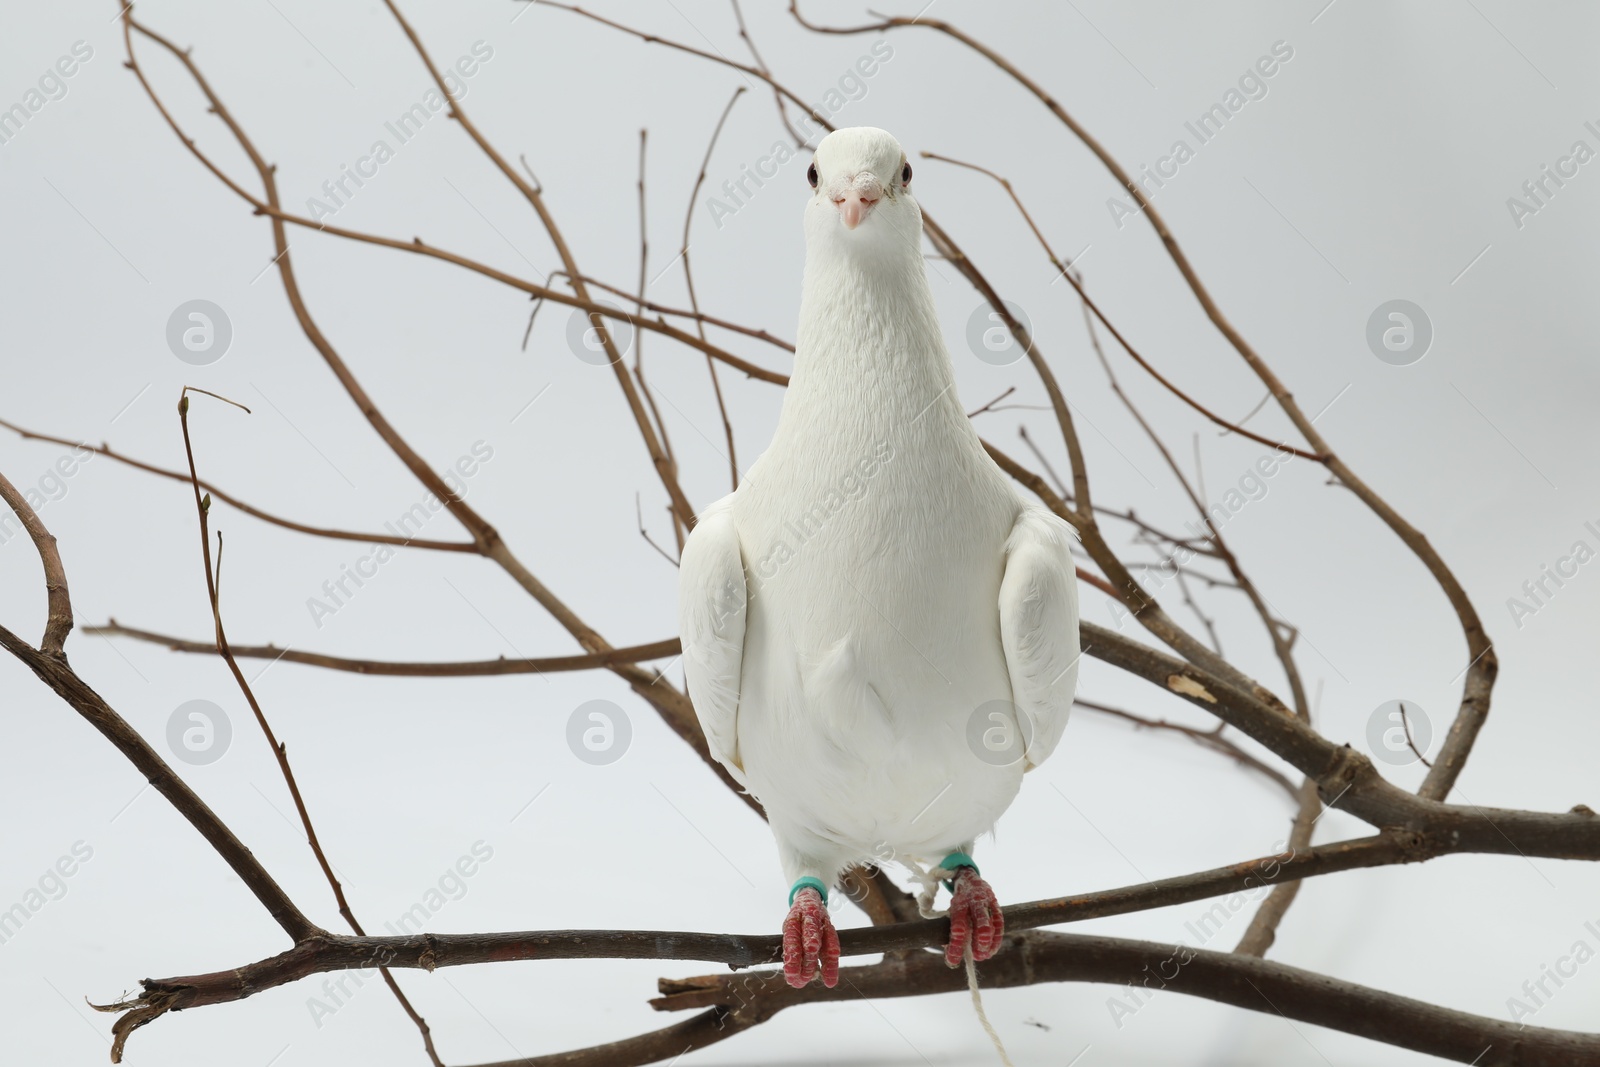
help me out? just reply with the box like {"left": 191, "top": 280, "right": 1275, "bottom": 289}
{"left": 789, "top": 876, "right": 828, "bottom": 906}
{"left": 940, "top": 851, "right": 978, "bottom": 892}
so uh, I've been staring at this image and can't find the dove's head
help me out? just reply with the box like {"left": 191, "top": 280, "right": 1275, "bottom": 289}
{"left": 804, "top": 127, "right": 920, "bottom": 256}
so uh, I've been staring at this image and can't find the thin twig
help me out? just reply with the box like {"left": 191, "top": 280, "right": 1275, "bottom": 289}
{"left": 86, "top": 620, "right": 682, "bottom": 675}
{"left": 176, "top": 389, "right": 446, "bottom": 1067}
{"left": 630, "top": 126, "right": 682, "bottom": 555}
{"left": 120, "top": 2, "right": 759, "bottom": 822}
{"left": 1076, "top": 698, "right": 1294, "bottom": 798}
{"left": 635, "top": 492, "right": 680, "bottom": 568}
{"left": 918, "top": 149, "right": 1318, "bottom": 460}
{"left": 384, "top": 0, "right": 700, "bottom": 537}
{"left": 0, "top": 460, "right": 321, "bottom": 947}
{"left": 0, "top": 417, "right": 478, "bottom": 553}
{"left": 579, "top": 274, "right": 795, "bottom": 350}
{"left": 1401, "top": 702, "right": 1434, "bottom": 768}
{"left": 681, "top": 87, "right": 746, "bottom": 491}
{"left": 730, "top": 0, "right": 813, "bottom": 149}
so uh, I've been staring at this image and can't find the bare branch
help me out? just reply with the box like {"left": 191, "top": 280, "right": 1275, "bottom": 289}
{"left": 381, "top": 0, "right": 698, "bottom": 534}
{"left": 0, "top": 468, "right": 72, "bottom": 655}
{"left": 1401, "top": 701, "right": 1435, "bottom": 769}
{"left": 86, "top": 621, "right": 681, "bottom": 676}
{"left": 92, "top": 830, "right": 1600, "bottom": 1064}
{"left": 1235, "top": 778, "right": 1321, "bottom": 957}
{"left": 119, "top": 5, "right": 755, "bottom": 815}
{"left": 788, "top": 0, "right": 1494, "bottom": 801}
{"left": 1075, "top": 698, "right": 1296, "bottom": 799}
{"left": 174, "top": 390, "right": 444, "bottom": 1064}
{"left": 918, "top": 150, "right": 1317, "bottom": 459}
{"left": 0, "top": 418, "right": 478, "bottom": 553}
{"left": 628, "top": 128, "right": 683, "bottom": 553}
{"left": 0, "top": 473, "right": 318, "bottom": 944}
{"left": 681, "top": 87, "right": 746, "bottom": 491}
{"left": 577, "top": 273, "right": 795, "bottom": 350}
{"left": 654, "top": 928, "right": 1597, "bottom": 1067}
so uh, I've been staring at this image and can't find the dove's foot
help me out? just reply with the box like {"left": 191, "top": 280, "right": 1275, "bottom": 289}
{"left": 945, "top": 866, "right": 1005, "bottom": 967}
{"left": 782, "top": 885, "right": 840, "bottom": 988}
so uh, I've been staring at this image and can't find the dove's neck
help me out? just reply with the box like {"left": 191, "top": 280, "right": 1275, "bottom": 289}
{"left": 786, "top": 235, "right": 958, "bottom": 430}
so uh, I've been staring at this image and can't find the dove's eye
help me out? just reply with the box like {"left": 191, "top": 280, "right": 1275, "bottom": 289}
{"left": 807, "top": 163, "right": 818, "bottom": 189}
{"left": 901, "top": 163, "right": 912, "bottom": 186}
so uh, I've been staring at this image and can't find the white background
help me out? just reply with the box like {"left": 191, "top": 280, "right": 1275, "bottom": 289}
{"left": 2, "top": 1, "right": 1598, "bottom": 1064}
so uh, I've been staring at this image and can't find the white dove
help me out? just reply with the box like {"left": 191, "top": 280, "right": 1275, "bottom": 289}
{"left": 678, "top": 126, "right": 1080, "bottom": 987}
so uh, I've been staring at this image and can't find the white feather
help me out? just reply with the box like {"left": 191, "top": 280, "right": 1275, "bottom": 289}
{"left": 678, "top": 127, "right": 1080, "bottom": 888}
{"left": 678, "top": 497, "right": 749, "bottom": 787}
{"left": 999, "top": 506, "right": 1081, "bottom": 769}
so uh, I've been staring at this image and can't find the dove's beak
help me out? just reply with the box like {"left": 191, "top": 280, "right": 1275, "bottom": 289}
{"left": 832, "top": 174, "right": 883, "bottom": 230}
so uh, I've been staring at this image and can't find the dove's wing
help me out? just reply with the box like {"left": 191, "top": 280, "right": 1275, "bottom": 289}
{"left": 678, "top": 496, "right": 749, "bottom": 786}
{"left": 998, "top": 505, "right": 1081, "bottom": 769}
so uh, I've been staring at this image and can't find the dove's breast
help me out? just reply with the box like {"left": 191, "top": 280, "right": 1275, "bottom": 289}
{"left": 726, "top": 377, "right": 1026, "bottom": 856}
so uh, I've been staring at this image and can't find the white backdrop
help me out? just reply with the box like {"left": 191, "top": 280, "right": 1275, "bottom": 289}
{"left": 2, "top": 1, "right": 1598, "bottom": 1064}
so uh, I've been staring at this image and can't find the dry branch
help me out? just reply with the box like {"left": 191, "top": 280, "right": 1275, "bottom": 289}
{"left": 175, "top": 391, "right": 444, "bottom": 1064}
{"left": 786, "top": 0, "right": 1496, "bottom": 802}
{"left": 0, "top": 417, "right": 477, "bottom": 552}
{"left": 0, "top": 1, "right": 1577, "bottom": 1063}
{"left": 85, "top": 621, "right": 681, "bottom": 676}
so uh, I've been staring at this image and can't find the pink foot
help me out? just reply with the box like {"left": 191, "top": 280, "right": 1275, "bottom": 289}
{"left": 782, "top": 886, "right": 840, "bottom": 988}
{"left": 945, "top": 867, "right": 1005, "bottom": 967}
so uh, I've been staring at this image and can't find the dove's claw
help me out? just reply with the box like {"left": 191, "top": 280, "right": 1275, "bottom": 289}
{"left": 782, "top": 886, "right": 839, "bottom": 988}
{"left": 946, "top": 866, "right": 1005, "bottom": 967}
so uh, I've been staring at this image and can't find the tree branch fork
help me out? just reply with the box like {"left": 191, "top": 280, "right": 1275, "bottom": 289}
{"left": 83, "top": 822, "right": 1600, "bottom": 1065}
{"left": 0, "top": 0, "right": 1587, "bottom": 1063}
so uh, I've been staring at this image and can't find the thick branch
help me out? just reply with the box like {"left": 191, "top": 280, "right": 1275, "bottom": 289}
{"left": 2, "top": 456, "right": 316, "bottom": 942}
{"left": 97, "top": 825, "right": 1593, "bottom": 1026}
{"left": 0, "top": 624, "right": 319, "bottom": 942}
{"left": 656, "top": 929, "right": 1596, "bottom": 1067}
{"left": 471, "top": 1007, "right": 753, "bottom": 1067}
{"left": 1081, "top": 619, "right": 1600, "bottom": 856}
{"left": 1236, "top": 778, "right": 1320, "bottom": 956}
